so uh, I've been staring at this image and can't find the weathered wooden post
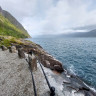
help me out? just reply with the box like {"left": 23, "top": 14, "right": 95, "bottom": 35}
{"left": 28, "top": 52, "right": 37, "bottom": 72}
{"left": 18, "top": 48, "right": 25, "bottom": 58}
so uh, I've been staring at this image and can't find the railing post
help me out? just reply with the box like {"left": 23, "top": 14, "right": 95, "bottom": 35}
{"left": 25, "top": 51, "right": 37, "bottom": 96}
{"left": 18, "top": 48, "right": 25, "bottom": 58}
{"left": 28, "top": 52, "right": 37, "bottom": 72}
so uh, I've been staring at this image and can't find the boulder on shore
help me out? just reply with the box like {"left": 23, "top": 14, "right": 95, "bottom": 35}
{"left": 38, "top": 54, "right": 64, "bottom": 73}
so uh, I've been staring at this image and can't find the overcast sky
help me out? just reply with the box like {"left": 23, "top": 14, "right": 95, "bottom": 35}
{"left": 0, "top": 0, "right": 96, "bottom": 37}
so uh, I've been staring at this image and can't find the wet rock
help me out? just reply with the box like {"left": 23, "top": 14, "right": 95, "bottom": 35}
{"left": 50, "top": 66, "right": 54, "bottom": 70}
{"left": 18, "top": 48, "right": 25, "bottom": 58}
{"left": 9, "top": 46, "right": 16, "bottom": 53}
{"left": 1, "top": 45, "right": 7, "bottom": 51}
{"left": 54, "top": 65, "right": 64, "bottom": 72}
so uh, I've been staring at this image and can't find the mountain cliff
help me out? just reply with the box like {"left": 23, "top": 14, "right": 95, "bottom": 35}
{"left": 0, "top": 6, "right": 30, "bottom": 38}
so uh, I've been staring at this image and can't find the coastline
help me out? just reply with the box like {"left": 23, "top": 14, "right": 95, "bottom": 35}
{"left": 26, "top": 38, "right": 96, "bottom": 96}
{"left": 0, "top": 36, "right": 96, "bottom": 95}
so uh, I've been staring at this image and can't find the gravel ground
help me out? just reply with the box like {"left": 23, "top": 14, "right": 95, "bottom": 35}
{"left": 0, "top": 49, "right": 49, "bottom": 96}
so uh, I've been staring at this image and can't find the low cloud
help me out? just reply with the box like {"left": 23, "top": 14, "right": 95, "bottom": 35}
{"left": 0, "top": 0, "right": 96, "bottom": 37}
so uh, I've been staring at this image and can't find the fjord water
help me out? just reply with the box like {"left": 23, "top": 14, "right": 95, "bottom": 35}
{"left": 29, "top": 38, "right": 96, "bottom": 89}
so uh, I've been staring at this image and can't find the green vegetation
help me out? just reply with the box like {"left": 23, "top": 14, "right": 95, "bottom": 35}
{"left": 0, "top": 39, "right": 11, "bottom": 47}
{"left": 2, "top": 10, "right": 30, "bottom": 37}
{"left": 0, "top": 14, "right": 30, "bottom": 38}
{"left": 0, "top": 36, "right": 23, "bottom": 47}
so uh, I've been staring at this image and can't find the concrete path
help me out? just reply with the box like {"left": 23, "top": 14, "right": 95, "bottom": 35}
{"left": 0, "top": 49, "right": 49, "bottom": 96}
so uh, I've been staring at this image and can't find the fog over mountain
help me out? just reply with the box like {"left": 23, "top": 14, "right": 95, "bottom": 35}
{"left": 60, "top": 29, "right": 96, "bottom": 37}
{"left": 73, "top": 24, "right": 96, "bottom": 32}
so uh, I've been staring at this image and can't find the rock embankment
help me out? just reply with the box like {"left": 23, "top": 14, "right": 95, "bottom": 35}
{"left": 0, "top": 36, "right": 64, "bottom": 73}
{"left": 13, "top": 40, "right": 64, "bottom": 73}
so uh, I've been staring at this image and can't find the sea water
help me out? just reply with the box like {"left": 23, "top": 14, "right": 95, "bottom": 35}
{"left": 28, "top": 37, "right": 96, "bottom": 89}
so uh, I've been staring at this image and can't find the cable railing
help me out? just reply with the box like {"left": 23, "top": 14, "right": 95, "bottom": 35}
{"left": 25, "top": 51, "right": 55, "bottom": 96}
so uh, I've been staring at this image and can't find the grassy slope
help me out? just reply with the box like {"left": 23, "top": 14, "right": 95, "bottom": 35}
{"left": 0, "top": 36, "right": 36, "bottom": 49}
{"left": 0, "top": 14, "right": 29, "bottom": 38}
{"left": 0, "top": 36, "right": 23, "bottom": 47}
{"left": 2, "top": 10, "right": 30, "bottom": 37}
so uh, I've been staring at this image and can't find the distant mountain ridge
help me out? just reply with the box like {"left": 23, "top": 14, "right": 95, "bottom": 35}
{"left": 57, "top": 29, "right": 96, "bottom": 37}
{"left": 39, "top": 29, "right": 96, "bottom": 38}
{"left": 0, "top": 6, "right": 30, "bottom": 38}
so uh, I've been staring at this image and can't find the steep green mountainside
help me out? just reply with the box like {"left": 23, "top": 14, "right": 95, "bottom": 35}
{"left": 2, "top": 10, "right": 29, "bottom": 36}
{"left": 0, "top": 6, "right": 30, "bottom": 38}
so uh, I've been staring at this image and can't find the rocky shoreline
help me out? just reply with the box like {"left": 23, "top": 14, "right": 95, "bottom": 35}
{"left": 23, "top": 39, "right": 96, "bottom": 96}
{"left": 0, "top": 36, "right": 96, "bottom": 96}
{"left": 12, "top": 39, "right": 64, "bottom": 73}
{"left": 0, "top": 36, "right": 64, "bottom": 72}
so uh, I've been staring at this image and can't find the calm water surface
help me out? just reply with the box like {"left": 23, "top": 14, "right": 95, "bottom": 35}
{"left": 28, "top": 38, "right": 96, "bottom": 89}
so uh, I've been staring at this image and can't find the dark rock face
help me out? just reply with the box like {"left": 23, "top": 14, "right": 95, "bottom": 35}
{"left": 54, "top": 65, "right": 63, "bottom": 72}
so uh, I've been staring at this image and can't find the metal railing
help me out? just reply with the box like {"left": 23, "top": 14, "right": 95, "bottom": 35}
{"left": 36, "top": 55, "right": 55, "bottom": 96}
{"left": 25, "top": 51, "right": 55, "bottom": 96}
